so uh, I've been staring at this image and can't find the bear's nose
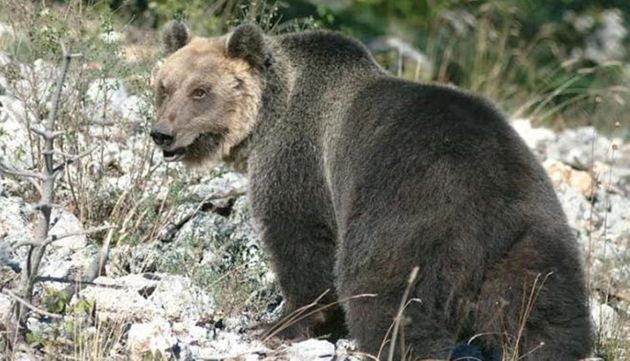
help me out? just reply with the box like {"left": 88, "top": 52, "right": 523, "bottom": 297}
{"left": 150, "top": 127, "right": 174, "bottom": 147}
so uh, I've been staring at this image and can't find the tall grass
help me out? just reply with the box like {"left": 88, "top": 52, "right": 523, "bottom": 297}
{"left": 381, "top": 3, "right": 629, "bottom": 132}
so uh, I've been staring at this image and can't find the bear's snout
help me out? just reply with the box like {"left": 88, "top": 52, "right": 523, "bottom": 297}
{"left": 150, "top": 127, "right": 174, "bottom": 147}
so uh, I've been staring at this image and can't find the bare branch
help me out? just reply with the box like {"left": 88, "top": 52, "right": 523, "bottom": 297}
{"left": 3, "top": 288, "right": 62, "bottom": 319}
{"left": 0, "top": 161, "right": 44, "bottom": 180}
{"left": 15, "top": 225, "right": 114, "bottom": 248}
{"left": 33, "top": 202, "right": 65, "bottom": 211}
{"left": 15, "top": 45, "right": 78, "bottom": 325}
{"left": 0, "top": 160, "right": 44, "bottom": 194}
{"left": 47, "top": 45, "right": 74, "bottom": 134}
{"left": 25, "top": 177, "right": 43, "bottom": 196}
{"left": 53, "top": 145, "right": 99, "bottom": 175}
{"left": 29, "top": 126, "right": 64, "bottom": 140}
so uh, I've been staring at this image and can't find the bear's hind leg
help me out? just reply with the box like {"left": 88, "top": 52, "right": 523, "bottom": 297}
{"left": 474, "top": 231, "right": 593, "bottom": 361}
{"left": 341, "top": 289, "right": 457, "bottom": 360}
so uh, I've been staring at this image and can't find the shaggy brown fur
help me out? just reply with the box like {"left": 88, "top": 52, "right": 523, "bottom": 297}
{"left": 151, "top": 21, "right": 593, "bottom": 361}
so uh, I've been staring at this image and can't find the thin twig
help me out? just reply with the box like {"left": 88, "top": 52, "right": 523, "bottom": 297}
{"left": 387, "top": 266, "right": 420, "bottom": 361}
{"left": 14, "top": 225, "right": 114, "bottom": 248}
{"left": 29, "top": 126, "right": 64, "bottom": 140}
{"left": 0, "top": 161, "right": 44, "bottom": 180}
{"left": 52, "top": 145, "right": 100, "bottom": 175}
{"left": 261, "top": 291, "right": 377, "bottom": 342}
{"left": 3, "top": 289, "right": 62, "bottom": 319}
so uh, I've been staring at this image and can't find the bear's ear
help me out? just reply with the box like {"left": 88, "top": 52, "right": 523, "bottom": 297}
{"left": 226, "top": 24, "right": 271, "bottom": 70}
{"left": 162, "top": 20, "right": 191, "bottom": 55}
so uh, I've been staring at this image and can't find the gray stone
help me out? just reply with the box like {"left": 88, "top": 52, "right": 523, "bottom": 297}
{"left": 75, "top": 273, "right": 214, "bottom": 323}
{"left": 0, "top": 52, "right": 11, "bottom": 67}
{"left": 286, "top": 339, "right": 335, "bottom": 361}
{"left": 584, "top": 9, "right": 627, "bottom": 63}
{"left": 549, "top": 126, "right": 613, "bottom": 169}
{"left": 190, "top": 331, "right": 267, "bottom": 360}
{"left": 554, "top": 183, "right": 598, "bottom": 247}
{"left": 0, "top": 197, "right": 34, "bottom": 253}
{"left": 0, "top": 292, "right": 12, "bottom": 319}
{"left": 86, "top": 78, "right": 129, "bottom": 115}
{"left": 335, "top": 339, "right": 361, "bottom": 361}
{"left": 0, "top": 95, "right": 37, "bottom": 168}
{"left": 592, "top": 192, "right": 630, "bottom": 245}
{"left": 187, "top": 171, "right": 248, "bottom": 201}
{"left": 128, "top": 317, "right": 176, "bottom": 361}
{"left": 590, "top": 299, "right": 621, "bottom": 339}
{"left": 511, "top": 119, "right": 557, "bottom": 159}
{"left": 99, "top": 31, "right": 124, "bottom": 44}
{"left": 120, "top": 95, "right": 150, "bottom": 124}
{"left": 0, "top": 22, "right": 15, "bottom": 39}
{"left": 15, "top": 59, "right": 61, "bottom": 109}
{"left": 47, "top": 210, "right": 87, "bottom": 257}
{"left": 0, "top": 74, "right": 7, "bottom": 96}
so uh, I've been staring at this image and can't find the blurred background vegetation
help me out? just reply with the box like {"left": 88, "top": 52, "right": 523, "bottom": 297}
{"left": 1, "top": 0, "right": 629, "bottom": 135}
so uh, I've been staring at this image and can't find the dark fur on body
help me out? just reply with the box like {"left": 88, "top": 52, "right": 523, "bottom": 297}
{"left": 158, "top": 24, "right": 593, "bottom": 360}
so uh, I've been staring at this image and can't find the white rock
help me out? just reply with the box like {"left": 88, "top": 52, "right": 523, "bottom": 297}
{"left": 593, "top": 192, "right": 630, "bottom": 244}
{"left": 38, "top": 247, "right": 100, "bottom": 291}
{"left": 101, "top": 142, "right": 122, "bottom": 169}
{"left": 0, "top": 52, "right": 11, "bottom": 66}
{"left": 15, "top": 59, "right": 60, "bottom": 106}
{"left": 76, "top": 275, "right": 163, "bottom": 321}
{"left": 0, "top": 196, "right": 32, "bottom": 237}
{"left": 99, "top": 31, "right": 124, "bottom": 44}
{"left": 0, "top": 76, "right": 6, "bottom": 96}
{"left": 128, "top": 317, "right": 176, "bottom": 361}
{"left": 591, "top": 300, "right": 620, "bottom": 339}
{"left": 511, "top": 119, "right": 556, "bottom": 157}
{"left": 0, "top": 22, "right": 15, "bottom": 38}
{"left": 48, "top": 210, "right": 87, "bottom": 256}
{"left": 548, "top": 126, "right": 613, "bottom": 169}
{"left": 193, "top": 331, "right": 267, "bottom": 360}
{"left": 121, "top": 95, "right": 150, "bottom": 123}
{"left": 336, "top": 339, "right": 361, "bottom": 360}
{"left": 189, "top": 171, "right": 248, "bottom": 201}
{"left": 148, "top": 275, "right": 215, "bottom": 321}
{"left": 32, "top": 209, "right": 96, "bottom": 290}
{"left": 584, "top": 9, "right": 627, "bottom": 63}
{"left": 75, "top": 273, "right": 214, "bottom": 323}
{"left": 0, "top": 96, "right": 37, "bottom": 168}
{"left": 0, "top": 292, "right": 12, "bottom": 319}
{"left": 553, "top": 184, "right": 596, "bottom": 247}
{"left": 171, "top": 320, "right": 209, "bottom": 345}
{"left": 287, "top": 339, "right": 335, "bottom": 361}
{"left": 86, "top": 78, "right": 129, "bottom": 114}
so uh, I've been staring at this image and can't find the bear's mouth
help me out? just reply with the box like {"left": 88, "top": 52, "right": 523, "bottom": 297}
{"left": 162, "top": 133, "right": 222, "bottom": 162}
{"left": 163, "top": 147, "right": 186, "bottom": 162}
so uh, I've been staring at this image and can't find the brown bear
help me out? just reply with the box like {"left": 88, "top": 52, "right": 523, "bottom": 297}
{"left": 151, "top": 21, "right": 593, "bottom": 360}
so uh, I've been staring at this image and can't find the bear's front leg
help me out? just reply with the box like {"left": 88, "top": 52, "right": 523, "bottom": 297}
{"left": 256, "top": 216, "right": 347, "bottom": 341}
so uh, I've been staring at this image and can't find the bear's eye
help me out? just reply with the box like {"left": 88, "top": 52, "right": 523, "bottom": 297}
{"left": 191, "top": 88, "right": 207, "bottom": 100}
{"left": 157, "top": 84, "right": 168, "bottom": 104}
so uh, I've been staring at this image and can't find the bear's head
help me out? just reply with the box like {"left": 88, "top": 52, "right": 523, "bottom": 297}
{"left": 151, "top": 21, "right": 270, "bottom": 167}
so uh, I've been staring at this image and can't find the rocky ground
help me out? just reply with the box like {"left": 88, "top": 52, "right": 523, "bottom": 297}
{"left": 0, "top": 48, "right": 629, "bottom": 360}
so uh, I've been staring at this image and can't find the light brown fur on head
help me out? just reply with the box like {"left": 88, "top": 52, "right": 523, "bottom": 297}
{"left": 153, "top": 35, "right": 262, "bottom": 168}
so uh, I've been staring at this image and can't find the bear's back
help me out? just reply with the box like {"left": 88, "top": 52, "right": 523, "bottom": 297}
{"left": 278, "top": 31, "right": 384, "bottom": 74}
